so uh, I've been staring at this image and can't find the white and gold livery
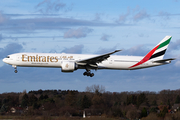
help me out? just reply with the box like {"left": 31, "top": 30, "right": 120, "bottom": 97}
{"left": 3, "top": 36, "right": 175, "bottom": 77}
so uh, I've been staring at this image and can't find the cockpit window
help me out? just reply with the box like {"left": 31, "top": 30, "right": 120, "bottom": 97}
{"left": 6, "top": 56, "right": 10, "bottom": 58}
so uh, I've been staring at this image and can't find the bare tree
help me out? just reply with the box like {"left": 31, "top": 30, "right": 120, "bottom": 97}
{"left": 19, "top": 90, "right": 27, "bottom": 104}
{"left": 85, "top": 85, "right": 105, "bottom": 94}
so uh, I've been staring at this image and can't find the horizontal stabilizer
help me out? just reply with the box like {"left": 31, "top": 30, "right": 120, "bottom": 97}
{"left": 153, "top": 58, "right": 176, "bottom": 63}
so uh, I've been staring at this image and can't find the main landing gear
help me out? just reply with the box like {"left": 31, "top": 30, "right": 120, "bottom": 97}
{"left": 83, "top": 70, "right": 94, "bottom": 77}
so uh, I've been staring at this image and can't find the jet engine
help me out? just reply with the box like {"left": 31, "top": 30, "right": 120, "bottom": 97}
{"left": 61, "top": 61, "right": 78, "bottom": 72}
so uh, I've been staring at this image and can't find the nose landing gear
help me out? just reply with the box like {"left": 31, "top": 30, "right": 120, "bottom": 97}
{"left": 14, "top": 69, "right": 18, "bottom": 73}
{"left": 12, "top": 65, "right": 18, "bottom": 73}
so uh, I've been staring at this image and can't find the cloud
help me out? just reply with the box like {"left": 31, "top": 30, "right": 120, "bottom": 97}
{"left": 100, "top": 33, "right": 112, "bottom": 41}
{"left": 35, "top": 0, "right": 71, "bottom": 14}
{"left": 173, "top": 0, "right": 179, "bottom": 2}
{"left": 0, "top": 43, "right": 23, "bottom": 59}
{"left": 94, "top": 43, "right": 149, "bottom": 56}
{"left": 61, "top": 45, "right": 84, "bottom": 54}
{"left": 116, "top": 6, "right": 150, "bottom": 23}
{"left": 95, "top": 46, "right": 117, "bottom": 54}
{"left": 158, "top": 11, "right": 170, "bottom": 20}
{"left": 95, "top": 44, "right": 149, "bottom": 56}
{"left": 0, "top": 12, "right": 9, "bottom": 23}
{"left": 116, "top": 7, "right": 130, "bottom": 23}
{"left": 120, "top": 45, "right": 149, "bottom": 56}
{"left": 63, "top": 27, "right": 93, "bottom": 39}
{"left": 0, "top": 34, "right": 3, "bottom": 41}
{"left": 49, "top": 49, "right": 57, "bottom": 53}
{"left": 175, "top": 60, "right": 180, "bottom": 67}
{"left": 93, "top": 13, "right": 103, "bottom": 21}
{"left": 168, "top": 39, "right": 180, "bottom": 51}
{"left": 133, "top": 9, "right": 149, "bottom": 22}
{"left": 0, "top": 16, "right": 121, "bottom": 34}
{"left": 0, "top": 60, "right": 178, "bottom": 93}
{"left": 118, "top": 14, "right": 129, "bottom": 23}
{"left": 0, "top": 61, "right": 178, "bottom": 93}
{"left": 138, "top": 33, "right": 145, "bottom": 37}
{"left": 172, "top": 53, "right": 180, "bottom": 67}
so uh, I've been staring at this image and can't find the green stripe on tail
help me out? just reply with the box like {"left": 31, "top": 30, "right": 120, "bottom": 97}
{"left": 157, "top": 37, "right": 171, "bottom": 50}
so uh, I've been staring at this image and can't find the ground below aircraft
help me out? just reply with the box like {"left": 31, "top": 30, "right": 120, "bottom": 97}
{"left": 3, "top": 36, "right": 175, "bottom": 77}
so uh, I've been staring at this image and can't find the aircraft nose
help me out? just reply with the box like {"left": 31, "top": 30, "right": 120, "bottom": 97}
{"left": 2, "top": 58, "right": 7, "bottom": 63}
{"left": 2, "top": 58, "right": 5, "bottom": 62}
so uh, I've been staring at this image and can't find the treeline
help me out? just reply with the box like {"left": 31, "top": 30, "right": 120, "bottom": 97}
{"left": 1, "top": 85, "right": 180, "bottom": 119}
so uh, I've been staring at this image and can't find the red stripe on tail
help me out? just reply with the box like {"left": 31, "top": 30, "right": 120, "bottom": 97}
{"left": 129, "top": 45, "right": 160, "bottom": 68}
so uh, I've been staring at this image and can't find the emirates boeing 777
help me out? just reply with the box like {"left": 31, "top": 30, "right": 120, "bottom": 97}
{"left": 3, "top": 36, "right": 175, "bottom": 77}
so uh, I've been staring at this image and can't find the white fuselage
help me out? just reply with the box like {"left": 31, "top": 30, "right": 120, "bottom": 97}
{"left": 2, "top": 52, "right": 166, "bottom": 71}
{"left": 2, "top": 36, "right": 174, "bottom": 77}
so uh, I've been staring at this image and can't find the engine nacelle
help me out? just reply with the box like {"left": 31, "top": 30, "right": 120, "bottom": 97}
{"left": 61, "top": 61, "right": 78, "bottom": 72}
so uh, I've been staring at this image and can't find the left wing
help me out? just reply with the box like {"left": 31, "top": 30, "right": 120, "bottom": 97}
{"left": 76, "top": 50, "right": 121, "bottom": 66}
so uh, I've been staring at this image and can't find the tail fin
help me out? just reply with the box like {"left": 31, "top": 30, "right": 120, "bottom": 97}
{"left": 129, "top": 36, "right": 172, "bottom": 68}
{"left": 149, "top": 36, "right": 172, "bottom": 61}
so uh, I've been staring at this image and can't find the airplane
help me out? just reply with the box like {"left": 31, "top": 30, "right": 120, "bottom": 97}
{"left": 3, "top": 36, "right": 175, "bottom": 77}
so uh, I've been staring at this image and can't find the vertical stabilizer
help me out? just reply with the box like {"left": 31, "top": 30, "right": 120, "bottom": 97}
{"left": 149, "top": 36, "right": 172, "bottom": 61}
{"left": 129, "top": 36, "right": 172, "bottom": 68}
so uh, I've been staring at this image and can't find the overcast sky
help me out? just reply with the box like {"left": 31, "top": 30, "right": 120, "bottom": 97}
{"left": 1, "top": 0, "right": 180, "bottom": 93}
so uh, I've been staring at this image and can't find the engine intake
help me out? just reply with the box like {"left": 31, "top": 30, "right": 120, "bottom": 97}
{"left": 61, "top": 61, "right": 78, "bottom": 72}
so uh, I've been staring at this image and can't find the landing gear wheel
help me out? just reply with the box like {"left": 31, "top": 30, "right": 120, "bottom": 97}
{"left": 14, "top": 70, "right": 18, "bottom": 73}
{"left": 87, "top": 72, "right": 90, "bottom": 76}
{"left": 90, "top": 73, "right": 94, "bottom": 77}
{"left": 83, "top": 70, "right": 95, "bottom": 77}
{"left": 83, "top": 72, "right": 87, "bottom": 76}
